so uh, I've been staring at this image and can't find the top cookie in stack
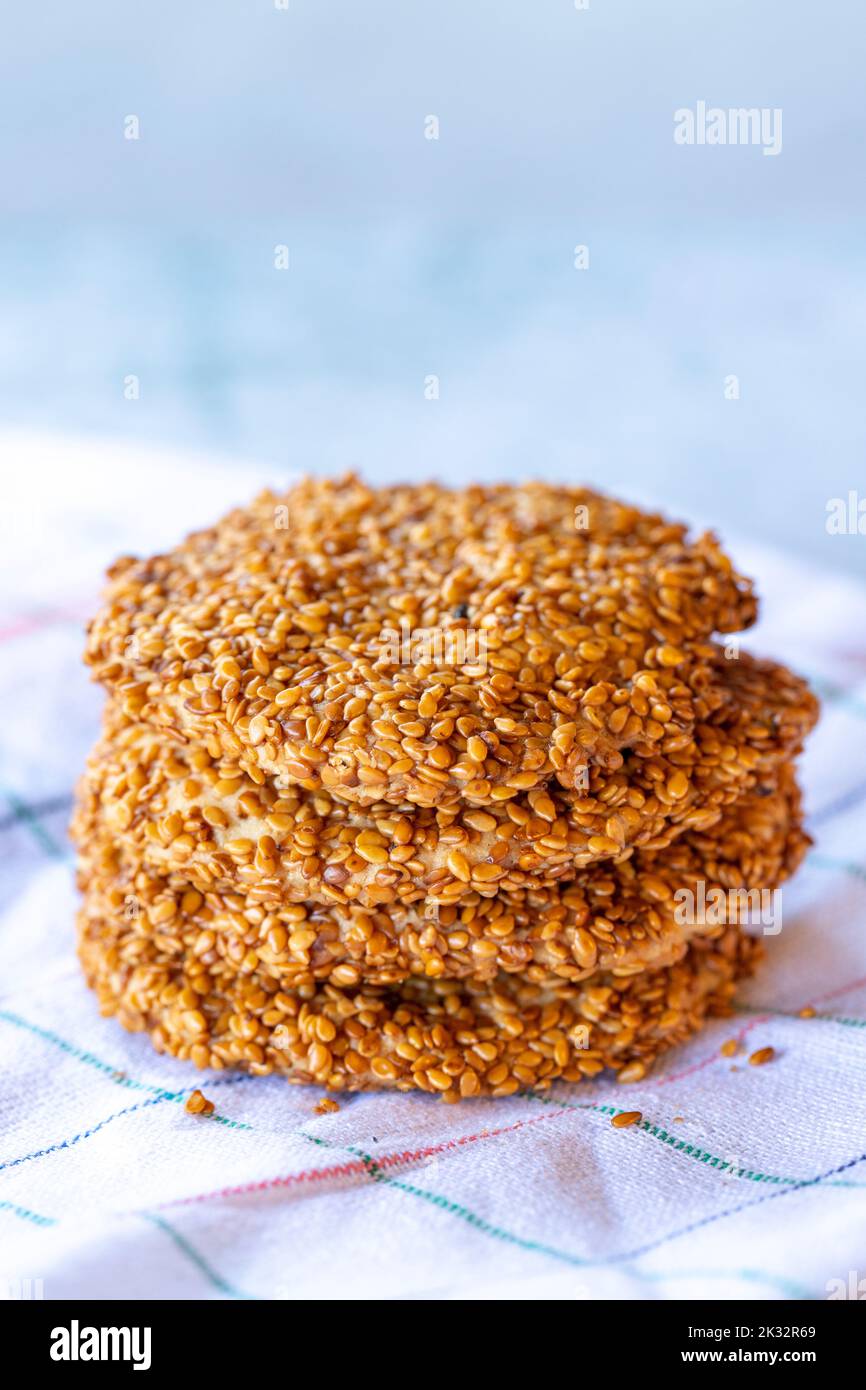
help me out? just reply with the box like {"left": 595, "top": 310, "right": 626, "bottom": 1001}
{"left": 84, "top": 475, "right": 759, "bottom": 809}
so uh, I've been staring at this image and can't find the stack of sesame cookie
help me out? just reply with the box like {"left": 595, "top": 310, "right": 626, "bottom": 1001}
{"left": 72, "top": 477, "right": 818, "bottom": 1100}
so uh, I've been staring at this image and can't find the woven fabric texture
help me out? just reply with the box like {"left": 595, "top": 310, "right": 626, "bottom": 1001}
{"left": 1, "top": 439, "right": 864, "bottom": 1301}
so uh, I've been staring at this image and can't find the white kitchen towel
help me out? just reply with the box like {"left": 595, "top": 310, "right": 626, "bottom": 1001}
{"left": 2, "top": 432, "right": 865, "bottom": 1302}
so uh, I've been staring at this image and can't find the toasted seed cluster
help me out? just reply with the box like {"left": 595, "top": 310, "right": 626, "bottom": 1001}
{"left": 185, "top": 1088, "right": 215, "bottom": 1116}
{"left": 73, "top": 648, "right": 816, "bottom": 911}
{"left": 74, "top": 762, "right": 807, "bottom": 993}
{"left": 78, "top": 906, "right": 763, "bottom": 1099}
{"left": 74, "top": 477, "right": 818, "bottom": 1099}
{"left": 84, "top": 475, "right": 759, "bottom": 809}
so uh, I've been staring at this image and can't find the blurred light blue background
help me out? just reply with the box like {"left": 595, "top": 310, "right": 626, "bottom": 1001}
{"left": 1, "top": 0, "right": 864, "bottom": 574}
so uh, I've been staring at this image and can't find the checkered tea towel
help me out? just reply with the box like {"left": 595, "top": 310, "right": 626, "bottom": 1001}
{"left": 1, "top": 431, "right": 865, "bottom": 1301}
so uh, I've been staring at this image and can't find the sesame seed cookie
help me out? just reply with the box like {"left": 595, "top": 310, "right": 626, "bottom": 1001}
{"left": 84, "top": 476, "right": 758, "bottom": 810}
{"left": 75, "top": 763, "right": 806, "bottom": 995}
{"left": 74, "top": 650, "right": 816, "bottom": 910}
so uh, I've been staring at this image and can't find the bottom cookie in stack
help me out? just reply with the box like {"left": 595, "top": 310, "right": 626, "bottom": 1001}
{"left": 75, "top": 769, "right": 808, "bottom": 1100}
{"left": 79, "top": 909, "right": 761, "bottom": 1100}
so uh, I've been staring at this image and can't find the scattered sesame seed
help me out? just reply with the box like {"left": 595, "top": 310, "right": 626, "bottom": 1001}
{"left": 185, "top": 1089, "right": 215, "bottom": 1116}
{"left": 748, "top": 1046, "right": 776, "bottom": 1067}
{"left": 612, "top": 1111, "right": 643, "bottom": 1129}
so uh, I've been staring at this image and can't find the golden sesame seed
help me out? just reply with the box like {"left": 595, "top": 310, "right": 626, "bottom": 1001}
{"left": 446, "top": 849, "right": 471, "bottom": 882}
{"left": 667, "top": 771, "right": 690, "bottom": 800}
{"left": 466, "top": 736, "right": 488, "bottom": 764}
{"left": 185, "top": 1089, "right": 215, "bottom": 1116}
{"left": 355, "top": 844, "right": 389, "bottom": 865}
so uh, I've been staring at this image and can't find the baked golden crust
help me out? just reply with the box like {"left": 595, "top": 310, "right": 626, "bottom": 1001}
{"left": 74, "top": 761, "right": 806, "bottom": 993}
{"left": 77, "top": 905, "right": 763, "bottom": 1099}
{"left": 84, "top": 476, "right": 758, "bottom": 810}
{"left": 73, "top": 649, "right": 816, "bottom": 911}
